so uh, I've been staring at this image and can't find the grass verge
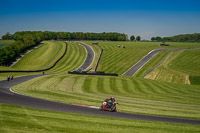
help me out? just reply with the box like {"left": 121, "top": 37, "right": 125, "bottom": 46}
{"left": 1, "top": 103, "right": 200, "bottom": 133}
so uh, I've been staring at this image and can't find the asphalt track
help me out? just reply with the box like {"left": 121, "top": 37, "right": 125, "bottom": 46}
{"left": 77, "top": 42, "right": 94, "bottom": 70}
{"left": 123, "top": 47, "right": 200, "bottom": 76}
{"left": 123, "top": 49, "right": 164, "bottom": 76}
{"left": 1, "top": 45, "right": 200, "bottom": 125}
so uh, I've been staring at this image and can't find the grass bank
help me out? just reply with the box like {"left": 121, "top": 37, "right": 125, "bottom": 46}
{"left": 12, "top": 74, "right": 200, "bottom": 120}
{"left": 1, "top": 103, "right": 200, "bottom": 133}
{"left": 12, "top": 41, "right": 65, "bottom": 70}
{"left": 84, "top": 41, "right": 200, "bottom": 75}
{"left": 142, "top": 49, "right": 200, "bottom": 84}
{"left": 0, "top": 41, "right": 86, "bottom": 79}
{"left": 47, "top": 42, "right": 86, "bottom": 73}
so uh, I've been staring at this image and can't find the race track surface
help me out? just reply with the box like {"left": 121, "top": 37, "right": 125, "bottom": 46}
{"left": 123, "top": 49, "right": 163, "bottom": 76}
{"left": 1, "top": 75, "right": 200, "bottom": 125}
{"left": 78, "top": 42, "right": 94, "bottom": 70}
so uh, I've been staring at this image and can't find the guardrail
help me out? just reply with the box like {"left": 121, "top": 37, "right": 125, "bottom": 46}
{"left": 94, "top": 48, "right": 103, "bottom": 72}
{"left": 68, "top": 71, "right": 118, "bottom": 76}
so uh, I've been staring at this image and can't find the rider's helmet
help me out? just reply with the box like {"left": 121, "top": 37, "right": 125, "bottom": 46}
{"left": 111, "top": 96, "right": 115, "bottom": 101}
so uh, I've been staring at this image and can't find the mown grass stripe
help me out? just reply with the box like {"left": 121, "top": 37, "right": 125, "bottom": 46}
{"left": 121, "top": 78, "right": 131, "bottom": 93}
{"left": 83, "top": 76, "right": 92, "bottom": 93}
{"left": 103, "top": 77, "right": 112, "bottom": 94}
{"left": 72, "top": 76, "right": 85, "bottom": 92}
{"left": 130, "top": 78, "right": 146, "bottom": 94}
{"left": 97, "top": 77, "right": 105, "bottom": 93}
{"left": 90, "top": 76, "right": 98, "bottom": 93}
{"left": 140, "top": 80, "right": 161, "bottom": 94}
{"left": 109, "top": 77, "right": 119, "bottom": 93}
{"left": 47, "top": 42, "right": 86, "bottom": 73}
{"left": 52, "top": 43, "right": 78, "bottom": 72}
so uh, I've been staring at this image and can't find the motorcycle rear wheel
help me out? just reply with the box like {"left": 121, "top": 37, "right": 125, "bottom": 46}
{"left": 99, "top": 105, "right": 103, "bottom": 111}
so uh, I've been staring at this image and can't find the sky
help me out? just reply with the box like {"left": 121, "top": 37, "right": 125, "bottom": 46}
{"left": 0, "top": 0, "right": 200, "bottom": 40}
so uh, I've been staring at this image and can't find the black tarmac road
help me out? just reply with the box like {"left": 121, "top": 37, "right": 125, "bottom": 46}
{"left": 1, "top": 44, "right": 200, "bottom": 125}
{"left": 78, "top": 42, "right": 94, "bottom": 70}
{"left": 123, "top": 49, "right": 164, "bottom": 76}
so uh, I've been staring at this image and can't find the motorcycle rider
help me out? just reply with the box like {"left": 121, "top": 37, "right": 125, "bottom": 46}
{"left": 104, "top": 96, "right": 115, "bottom": 108}
{"left": 110, "top": 96, "right": 115, "bottom": 103}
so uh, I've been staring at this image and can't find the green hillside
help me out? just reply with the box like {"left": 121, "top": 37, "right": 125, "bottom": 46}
{"left": 47, "top": 42, "right": 86, "bottom": 73}
{"left": 141, "top": 48, "right": 200, "bottom": 84}
{"left": 8, "top": 41, "right": 200, "bottom": 120}
{"left": 12, "top": 41, "right": 65, "bottom": 70}
{"left": 169, "top": 49, "right": 200, "bottom": 75}
{"left": 84, "top": 41, "right": 200, "bottom": 75}
{"left": 2, "top": 41, "right": 200, "bottom": 132}
{"left": 0, "top": 41, "right": 87, "bottom": 79}
{"left": 13, "top": 74, "right": 200, "bottom": 120}
{"left": 0, "top": 41, "right": 66, "bottom": 80}
{"left": 85, "top": 41, "right": 158, "bottom": 74}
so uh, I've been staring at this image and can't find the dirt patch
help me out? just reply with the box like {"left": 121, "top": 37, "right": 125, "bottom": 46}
{"left": 185, "top": 75, "right": 191, "bottom": 85}
{"left": 144, "top": 70, "right": 159, "bottom": 80}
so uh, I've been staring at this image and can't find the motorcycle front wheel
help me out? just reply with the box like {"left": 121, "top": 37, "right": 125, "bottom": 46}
{"left": 109, "top": 105, "right": 116, "bottom": 112}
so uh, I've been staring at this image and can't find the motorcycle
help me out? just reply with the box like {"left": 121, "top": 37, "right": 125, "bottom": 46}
{"left": 99, "top": 101, "right": 118, "bottom": 112}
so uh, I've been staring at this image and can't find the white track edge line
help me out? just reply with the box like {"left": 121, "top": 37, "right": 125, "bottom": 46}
{"left": 122, "top": 49, "right": 157, "bottom": 76}
{"left": 132, "top": 52, "right": 159, "bottom": 76}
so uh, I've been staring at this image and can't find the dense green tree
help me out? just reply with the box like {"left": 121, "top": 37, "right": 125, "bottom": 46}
{"left": 117, "top": 36, "right": 126, "bottom": 41}
{"left": 130, "top": 35, "right": 135, "bottom": 41}
{"left": 193, "top": 33, "right": 200, "bottom": 42}
{"left": 136, "top": 36, "right": 141, "bottom": 41}
{"left": 151, "top": 37, "right": 156, "bottom": 41}
{"left": 161, "top": 33, "right": 200, "bottom": 42}
{"left": 23, "top": 34, "right": 35, "bottom": 46}
{"left": 2, "top": 32, "right": 12, "bottom": 40}
{"left": 34, "top": 32, "right": 45, "bottom": 43}
{"left": 155, "top": 36, "right": 162, "bottom": 42}
{"left": 65, "top": 33, "right": 71, "bottom": 40}
{"left": 57, "top": 32, "right": 65, "bottom": 40}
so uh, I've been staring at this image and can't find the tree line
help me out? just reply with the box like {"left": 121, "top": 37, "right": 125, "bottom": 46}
{"left": 2, "top": 31, "right": 128, "bottom": 41}
{"left": 151, "top": 33, "right": 200, "bottom": 42}
{"left": 0, "top": 31, "right": 128, "bottom": 66}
